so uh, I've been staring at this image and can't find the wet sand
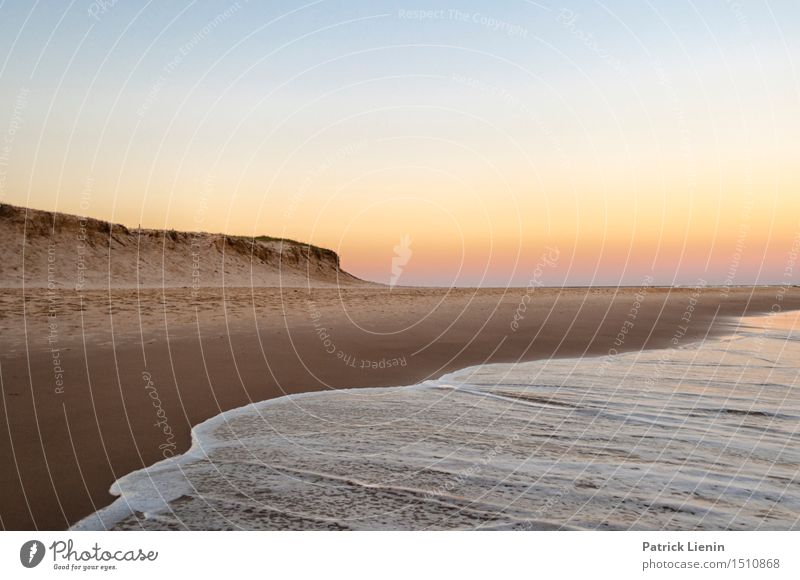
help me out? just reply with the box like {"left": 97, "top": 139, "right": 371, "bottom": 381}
{"left": 1, "top": 285, "right": 798, "bottom": 530}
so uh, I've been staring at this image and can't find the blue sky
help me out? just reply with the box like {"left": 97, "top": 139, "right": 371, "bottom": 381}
{"left": 1, "top": 1, "right": 798, "bottom": 285}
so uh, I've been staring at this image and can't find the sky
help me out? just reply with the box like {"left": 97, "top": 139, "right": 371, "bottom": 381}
{"left": 0, "top": 0, "right": 798, "bottom": 286}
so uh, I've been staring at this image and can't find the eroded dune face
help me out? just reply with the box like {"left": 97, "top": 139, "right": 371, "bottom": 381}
{"left": 0, "top": 204, "right": 370, "bottom": 288}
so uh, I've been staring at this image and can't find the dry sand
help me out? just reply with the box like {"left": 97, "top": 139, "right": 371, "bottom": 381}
{"left": 1, "top": 284, "right": 798, "bottom": 530}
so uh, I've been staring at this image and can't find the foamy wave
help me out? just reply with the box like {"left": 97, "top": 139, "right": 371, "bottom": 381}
{"left": 73, "top": 312, "right": 800, "bottom": 530}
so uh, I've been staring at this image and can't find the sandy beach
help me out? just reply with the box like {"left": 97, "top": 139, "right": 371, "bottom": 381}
{"left": 3, "top": 3, "right": 799, "bottom": 573}
{"left": 1, "top": 284, "right": 798, "bottom": 530}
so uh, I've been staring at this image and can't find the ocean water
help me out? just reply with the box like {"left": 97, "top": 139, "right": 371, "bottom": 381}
{"left": 74, "top": 311, "right": 800, "bottom": 531}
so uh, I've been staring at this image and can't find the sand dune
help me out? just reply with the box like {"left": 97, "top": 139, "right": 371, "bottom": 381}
{"left": 0, "top": 204, "right": 370, "bottom": 288}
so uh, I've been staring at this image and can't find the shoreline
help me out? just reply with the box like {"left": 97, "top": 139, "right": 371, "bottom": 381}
{"left": 75, "top": 308, "right": 800, "bottom": 531}
{"left": 1, "top": 285, "right": 799, "bottom": 530}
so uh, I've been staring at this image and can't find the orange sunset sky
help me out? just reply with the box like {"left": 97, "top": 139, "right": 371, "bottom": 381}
{"left": 1, "top": 1, "right": 798, "bottom": 286}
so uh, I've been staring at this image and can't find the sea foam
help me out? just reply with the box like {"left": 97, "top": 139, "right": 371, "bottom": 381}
{"left": 73, "top": 311, "right": 800, "bottom": 530}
